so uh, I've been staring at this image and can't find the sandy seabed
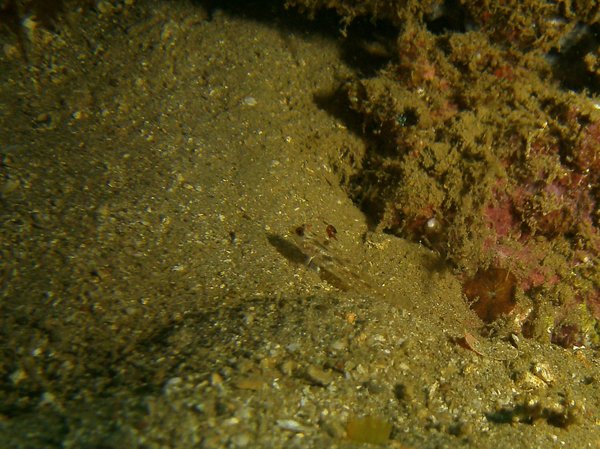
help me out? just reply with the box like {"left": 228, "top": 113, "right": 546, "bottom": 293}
{"left": 1, "top": 1, "right": 599, "bottom": 448}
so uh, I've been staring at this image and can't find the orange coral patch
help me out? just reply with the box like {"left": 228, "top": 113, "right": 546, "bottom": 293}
{"left": 463, "top": 268, "right": 517, "bottom": 323}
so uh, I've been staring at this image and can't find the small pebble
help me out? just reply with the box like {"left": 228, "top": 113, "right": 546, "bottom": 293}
{"left": 234, "top": 377, "right": 266, "bottom": 391}
{"left": 306, "top": 365, "right": 334, "bottom": 386}
{"left": 210, "top": 372, "right": 223, "bottom": 386}
{"left": 331, "top": 339, "right": 347, "bottom": 351}
{"left": 532, "top": 362, "right": 554, "bottom": 384}
{"left": 242, "top": 96, "right": 257, "bottom": 106}
{"left": 321, "top": 418, "right": 347, "bottom": 439}
{"left": 276, "top": 419, "right": 311, "bottom": 433}
{"left": 0, "top": 178, "right": 20, "bottom": 194}
{"left": 230, "top": 432, "right": 252, "bottom": 447}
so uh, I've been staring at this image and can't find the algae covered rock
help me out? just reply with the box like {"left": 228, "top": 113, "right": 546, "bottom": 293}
{"left": 290, "top": 0, "right": 600, "bottom": 346}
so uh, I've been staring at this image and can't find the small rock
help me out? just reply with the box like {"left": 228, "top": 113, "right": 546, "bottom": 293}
{"left": 0, "top": 178, "right": 20, "bottom": 194}
{"left": 210, "top": 372, "right": 223, "bottom": 386}
{"left": 532, "top": 362, "right": 554, "bottom": 384}
{"left": 276, "top": 419, "right": 311, "bottom": 433}
{"left": 230, "top": 432, "right": 252, "bottom": 447}
{"left": 234, "top": 376, "right": 266, "bottom": 391}
{"left": 330, "top": 339, "right": 347, "bottom": 351}
{"left": 321, "top": 418, "right": 347, "bottom": 439}
{"left": 306, "top": 365, "right": 334, "bottom": 386}
{"left": 242, "top": 96, "right": 257, "bottom": 106}
{"left": 515, "top": 371, "right": 547, "bottom": 390}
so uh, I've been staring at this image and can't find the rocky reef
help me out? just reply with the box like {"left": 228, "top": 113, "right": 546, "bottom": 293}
{"left": 287, "top": 0, "right": 600, "bottom": 346}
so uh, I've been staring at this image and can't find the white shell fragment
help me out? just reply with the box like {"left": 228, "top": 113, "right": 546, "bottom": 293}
{"left": 276, "top": 419, "right": 312, "bottom": 433}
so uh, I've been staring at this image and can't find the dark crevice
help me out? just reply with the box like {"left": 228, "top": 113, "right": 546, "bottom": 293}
{"left": 549, "top": 22, "right": 600, "bottom": 94}
{"left": 425, "top": 0, "right": 473, "bottom": 35}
